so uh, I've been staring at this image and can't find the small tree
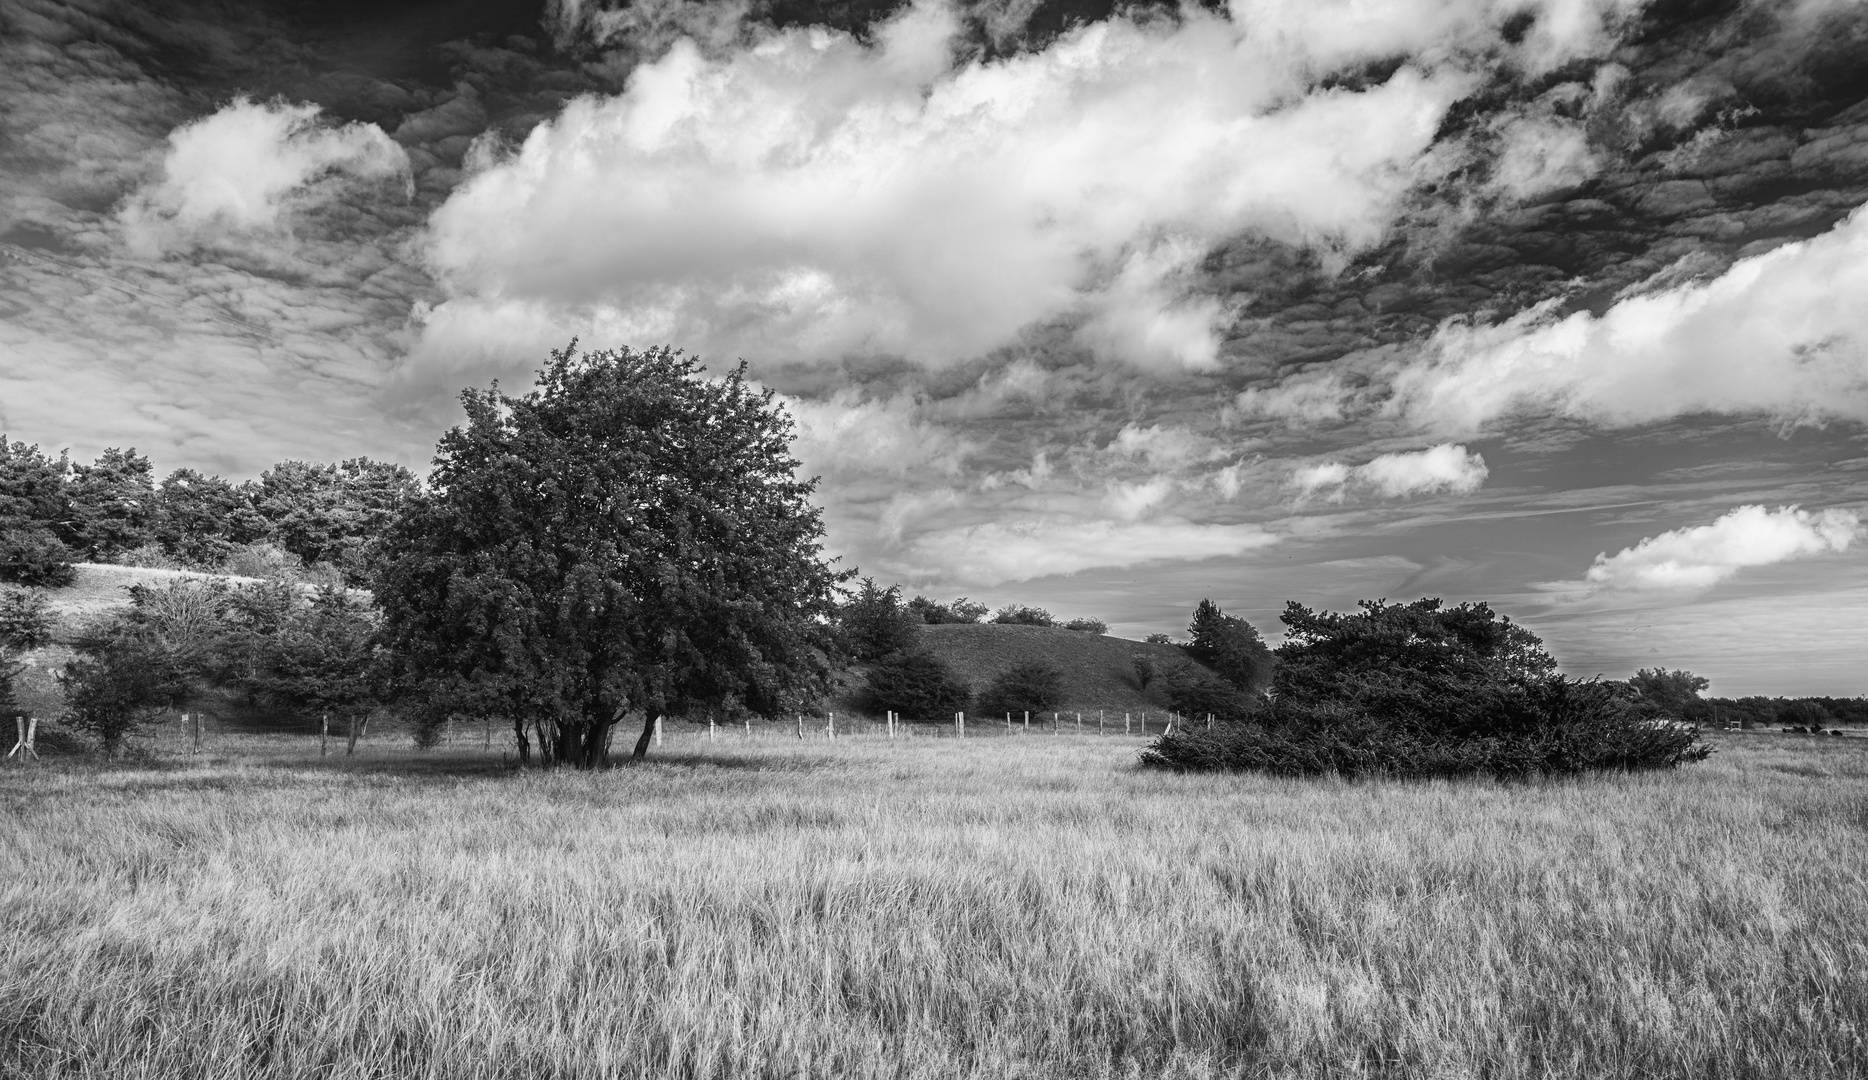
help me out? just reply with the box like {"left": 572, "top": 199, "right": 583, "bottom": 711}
{"left": 0, "top": 527, "right": 75, "bottom": 587}
{"left": 859, "top": 650, "right": 969, "bottom": 722}
{"left": 1182, "top": 599, "right": 1275, "bottom": 695}
{"left": 1160, "top": 661, "right": 1256, "bottom": 723}
{"left": 975, "top": 662, "right": 1064, "bottom": 717}
{"left": 60, "top": 580, "right": 226, "bottom": 753}
{"left": 1063, "top": 616, "right": 1107, "bottom": 634}
{"left": 1629, "top": 668, "right": 1710, "bottom": 719}
{"left": 906, "top": 595, "right": 988, "bottom": 624}
{"left": 0, "top": 586, "right": 52, "bottom": 651}
{"left": 375, "top": 344, "right": 844, "bottom": 767}
{"left": 840, "top": 577, "right": 920, "bottom": 660}
{"left": 1132, "top": 654, "right": 1156, "bottom": 691}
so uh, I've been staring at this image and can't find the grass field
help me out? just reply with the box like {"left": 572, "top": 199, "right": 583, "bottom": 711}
{"left": 4, "top": 729, "right": 1866, "bottom": 1079}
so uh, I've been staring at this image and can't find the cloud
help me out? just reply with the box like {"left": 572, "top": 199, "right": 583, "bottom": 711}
{"left": 120, "top": 98, "right": 409, "bottom": 255}
{"left": 415, "top": 0, "right": 1487, "bottom": 377}
{"left": 890, "top": 517, "right": 1279, "bottom": 585}
{"left": 1292, "top": 443, "right": 1488, "bottom": 501}
{"left": 780, "top": 388, "right": 969, "bottom": 478}
{"left": 1582, "top": 504, "right": 1862, "bottom": 591}
{"left": 1487, "top": 116, "right": 1599, "bottom": 201}
{"left": 1385, "top": 201, "right": 1868, "bottom": 432}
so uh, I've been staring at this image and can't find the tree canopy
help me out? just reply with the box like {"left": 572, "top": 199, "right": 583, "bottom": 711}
{"left": 373, "top": 344, "right": 844, "bottom": 767}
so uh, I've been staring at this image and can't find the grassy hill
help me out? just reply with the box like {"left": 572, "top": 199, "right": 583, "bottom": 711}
{"left": 831, "top": 622, "right": 1192, "bottom": 719}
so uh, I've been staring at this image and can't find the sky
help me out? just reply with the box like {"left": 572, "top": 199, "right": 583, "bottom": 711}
{"left": 2, "top": 0, "right": 1866, "bottom": 695}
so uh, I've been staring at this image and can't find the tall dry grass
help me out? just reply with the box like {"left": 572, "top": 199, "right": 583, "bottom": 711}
{"left": 3, "top": 730, "right": 1865, "bottom": 1078}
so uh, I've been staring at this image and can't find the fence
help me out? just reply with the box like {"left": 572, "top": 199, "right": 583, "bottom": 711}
{"left": 631, "top": 708, "right": 1215, "bottom": 744}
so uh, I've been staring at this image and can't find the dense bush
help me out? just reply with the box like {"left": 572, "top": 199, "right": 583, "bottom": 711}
{"left": 0, "top": 586, "right": 52, "bottom": 651}
{"left": 1181, "top": 599, "right": 1275, "bottom": 695}
{"left": 859, "top": 650, "right": 969, "bottom": 722}
{"left": 0, "top": 527, "right": 76, "bottom": 587}
{"left": 839, "top": 577, "right": 921, "bottom": 661}
{"left": 992, "top": 604, "right": 1053, "bottom": 626}
{"left": 1159, "top": 661, "right": 1256, "bottom": 724}
{"left": 975, "top": 662, "right": 1064, "bottom": 718}
{"left": 1063, "top": 616, "right": 1107, "bottom": 634}
{"left": 1143, "top": 598, "right": 1710, "bottom": 778}
{"left": 907, "top": 595, "right": 988, "bottom": 624}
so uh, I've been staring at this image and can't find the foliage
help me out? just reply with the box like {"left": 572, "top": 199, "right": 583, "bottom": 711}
{"left": 1143, "top": 632, "right": 1173, "bottom": 644}
{"left": 154, "top": 468, "right": 269, "bottom": 567}
{"left": 840, "top": 577, "right": 920, "bottom": 660}
{"left": 992, "top": 604, "right": 1053, "bottom": 627}
{"left": 374, "top": 343, "right": 844, "bottom": 767}
{"left": 858, "top": 650, "right": 969, "bottom": 722}
{"left": 235, "top": 584, "right": 382, "bottom": 719}
{"left": 1143, "top": 598, "right": 1708, "bottom": 778}
{"left": 1062, "top": 616, "right": 1107, "bottom": 634}
{"left": 0, "top": 526, "right": 76, "bottom": 586}
{"left": 60, "top": 447, "right": 158, "bottom": 560}
{"left": 1629, "top": 668, "right": 1710, "bottom": 719}
{"left": 59, "top": 580, "right": 227, "bottom": 753}
{"left": 1181, "top": 599, "right": 1275, "bottom": 694}
{"left": 0, "top": 585, "right": 52, "bottom": 651}
{"left": 248, "top": 458, "right": 418, "bottom": 583}
{"left": 975, "top": 661, "right": 1064, "bottom": 718}
{"left": 1159, "top": 661, "right": 1256, "bottom": 724}
{"left": 906, "top": 595, "right": 988, "bottom": 624}
{"left": 222, "top": 542, "right": 306, "bottom": 581}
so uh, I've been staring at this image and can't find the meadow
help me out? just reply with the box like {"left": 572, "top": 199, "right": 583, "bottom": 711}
{"left": 3, "top": 727, "right": 1866, "bottom": 1079}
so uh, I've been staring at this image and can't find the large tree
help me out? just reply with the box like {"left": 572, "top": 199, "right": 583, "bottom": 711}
{"left": 1182, "top": 598, "right": 1275, "bottom": 695}
{"left": 374, "top": 344, "right": 845, "bottom": 767}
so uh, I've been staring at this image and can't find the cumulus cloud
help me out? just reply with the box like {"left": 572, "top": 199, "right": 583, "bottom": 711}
{"left": 1583, "top": 505, "right": 1862, "bottom": 591}
{"left": 1487, "top": 116, "right": 1599, "bottom": 201}
{"left": 120, "top": 98, "right": 408, "bottom": 255}
{"left": 891, "top": 517, "right": 1278, "bottom": 585}
{"left": 414, "top": 0, "right": 1510, "bottom": 377}
{"left": 1292, "top": 443, "right": 1488, "bottom": 501}
{"left": 1386, "top": 201, "right": 1868, "bottom": 432}
{"left": 781, "top": 388, "right": 970, "bottom": 478}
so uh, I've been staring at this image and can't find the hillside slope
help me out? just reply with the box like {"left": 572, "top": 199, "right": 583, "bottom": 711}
{"left": 831, "top": 623, "right": 1194, "bottom": 717}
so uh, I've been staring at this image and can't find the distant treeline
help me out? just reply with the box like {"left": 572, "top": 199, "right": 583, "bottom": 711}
{"left": 1701, "top": 696, "right": 1868, "bottom": 728}
{"left": 0, "top": 438, "right": 416, "bottom": 585}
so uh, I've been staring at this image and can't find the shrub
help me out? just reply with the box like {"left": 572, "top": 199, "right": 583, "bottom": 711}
{"left": 1143, "top": 633, "right": 1173, "bottom": 644}
{"left": 992, "top": 604, "right": 1053, "bottom": 627}
{"left": 59, "top": 580, "right": 228, "bottom": 753}
{"left": 840, "top": 578, "right": 920, "bottom": 661}
{"left": 114, "top": 543, "right": 187, "bottom": 570}
{"left": 859, "top": 650, "right": 969, "bottom": 722}
{"left": 0, "top": 586, "right": 52, "bottom": 651}
{"left": 906, "top": 595, "right": 988, "bottom": 624}
{"left": 975, "top": 662, "right": 1064, "bottom": 718}
{"left": 1181, "top": 599, "right": 1274, "bottom": 694}
{"left": 1159, "top": 661, "right": 1256, "bottom": 724}
{"left": 0, "top": 526, "right": 76, "bottom": 587}
{"left": 1143, "top": 598, "right": 1710, "bottom": 779}
{"left": 1132, "top": 654, "right": 1155, "bottom": 691}
{"left": 1063, "top": 616, "right": 1107, "bottom": 634}
{"left": 222, "top": 542, "right": 304, "bottom": 581}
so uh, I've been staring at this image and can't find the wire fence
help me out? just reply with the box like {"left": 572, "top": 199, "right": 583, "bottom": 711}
{"left": 622, "top": 708, "right": 1209, "bottom": 745}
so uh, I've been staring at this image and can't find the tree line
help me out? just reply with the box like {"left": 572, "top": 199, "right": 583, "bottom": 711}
{"left": 0, "top": 439, "right": 417, "bottom": 586}
{"left": 0, "top": 342, "right": 1806, "bottom": 777}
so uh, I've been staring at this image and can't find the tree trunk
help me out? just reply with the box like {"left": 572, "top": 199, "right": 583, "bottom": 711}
{"left": 631, "top": 711, "right": 659, "bottom": 761}
{"left": 512, "top": 717, "right": 531, "bottom": 764}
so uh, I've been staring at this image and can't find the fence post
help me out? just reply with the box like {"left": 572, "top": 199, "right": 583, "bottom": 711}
{"left": 828, "top": 712, "right": 835, "bottom": 740}
{"left": 1006, "top": 712, "right": 1011, "bottom": 733}
{"left": 321, "top": 713, "right": 329, "bottom": 757}
{"left": 1077, "top": 712, "right": 1082, "bottom": 733}
{"left": 709, "top": 717, "right": 717, "bottom": 742}
{"left": 1206, "top": 713, "right": 1212, "bottom": 731}
{"left": 955, "top": 711, "right": 964, "bottom": 738}
{"left": 1099, "top": 710, "right": 1104, "bottom": 736}
{"left": 484, "top": 714, "right": 492, "bottom": 749}
{"left": 796, "top": 713, "right": 803, "bottom": 739}
{"left": 1053, "top": 711, "right": 1059, "bottom": 735}
{"left": 1023, "top": 711, "right": 1029, "bottom": 732}
{"left": 193, "top": 713, "right": 203, "bottom": 755}
{"left": 746, "top": 716, "right": 752, "bottom": 737}
{"left": 6, "top": 716, "right": 38, "bottom": 761}
{"left": 655, "top": 714, "right": 663, "bottom": 746}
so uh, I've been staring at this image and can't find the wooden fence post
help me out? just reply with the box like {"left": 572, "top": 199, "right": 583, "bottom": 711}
{"left": 347, "top": 714, "right": 359, "bottom": 756}
{"left": 1023, "top": 711, "right": 1029, "bottom": 732}
{"left": 192, "top": 713, "right": 203, "bottom": 755}
{"left": 1053, "top": 711, "right": 1059, "bottom": 735}
{"left": 6, "top": 716, "right": 39, "bottom": 761}
{"left": 1076, "top": 712, "right": 1082, "bottom": 733}
{"left": 828, "top": 712, "right": 835, "bottom": 740}
{"left": 484, "top": 714, "right": 492, "bottom": 749}
{"left": 709, "top": 717, "right": 717, "bottom": 742}
{"left": 1005, "top": 712, "right": 1012, "bottom": 733}
{"left": 1206, "top": 713, "right": 1212, "bottom": 731}
{"left": 796, "top": 713, "right": 803, "bottom": 739}
{"left": 654, "top": 714, "right": 664, "bottom": 746}
{"left": 1099, "top": 710, "right": 1104, "bottom": 736}
{"left": 955, "top": 711, "right": 964, "bottom": 738}
{"left": 320, "top": 713, "right": 329, "bottom": 758}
